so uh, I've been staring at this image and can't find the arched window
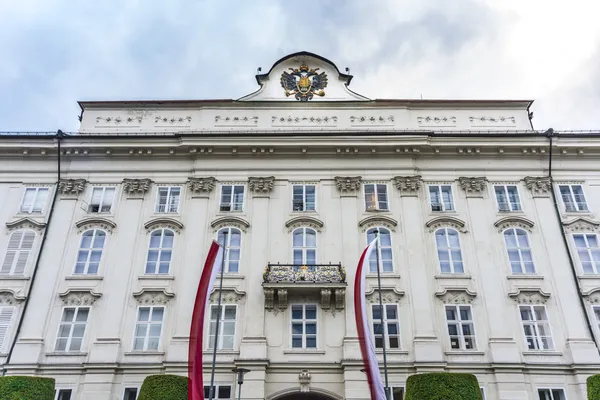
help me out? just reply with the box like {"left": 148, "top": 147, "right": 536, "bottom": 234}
{"left": 145, "top": 229, "right": 174, "bottom": 274}
{"left": 217, "top": 227, "right": 242, "bottom": 273}
{"left": 435, "top": 228, "right": 464, "bottom": 274}
{"left": 1, "top": 230, "right": 35, "bottom": 275}
{"left": 504, "top": 228, "right": 535, "bottom": 274}
{"left": 292, "top": 227, "right": 317, "bottom": 266}
{"left": 366, "top": 227, "right": 393, "bottom": 273}
{"left": 74, "top": 229, "right": 105, "bottom": 275}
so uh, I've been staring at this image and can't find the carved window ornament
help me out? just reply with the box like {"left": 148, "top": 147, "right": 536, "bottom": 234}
{"left": 133, "top": 288, "right": 175, "bottom": 305}
{"left": 285, "top": 216, "right": 324, "bottom": 233}
{"left": 209, "top": 287, "right": 246, "bottom": 304}
{"left": 358, "top": 215, "right": 398, "bottom": 232}
{"left": 58, "top": 289, "right": 102, "bottom": 306}
{"left": 210, "top": 216, "right": 250, "bottom": 233}
{"left": 248, "top": 176, "right": 275, "bottom": 196}
{"left": 393, "top": 175, "right": 422, "bottom": 197}
{"left": 299, "top": 369, "right": 312, "bottom": 393}
{"left": 5, "top": 217, "right": 46, "bottom": 233}
{"left": 425, "top": 216, "right": 468, "bottom": 233}
{"left": 562, "top": 217, "right": 600, "bottom": 233}
{"left": 335, "top": 176, "right": 362, "bottom": 196}
{"left": 144, "top": 217, "right": 184, "bottom": 234}
{"left": 508, "top": 288, "right": 550, "bottom": 304}
{"left": 494, "top": 216, "right": 535, "bottom": 233}
{"left": 458, "top": 177, "right": 488, "bottom": 198}
{"left": 187, "top": 177, "right": 216, "bottom": 198}
{"left": 435, "top": 288, "right": 477, "bottom": 304}
{"left": 58, "top": 179, "right": 87, "bottom": 198}
{"left": 122, "top": 178, "right": 152, "bottom": 197}
{"left": 523, "top": 177, "right": 551, "bottom": 198}
{"left": 583, "top": 288, "right": 600, "bottom": 305}
{"left": 75, "top": 217, "right": 116, "bottom": 234}
{"left": 0, "top": 289, "right": 26, "bottom": 305}
{"left": 365, "top": 287, "right": 404, "bottom": 304}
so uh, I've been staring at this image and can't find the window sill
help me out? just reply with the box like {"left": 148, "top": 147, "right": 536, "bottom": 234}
{"left": 138, "top": 275, "right": 175, "bottom": 280}
{"left": 0, "top": 275, "right": 30, "bottom": 281}
{"left": 444, "top": 350, "right": 485, "bottom": 355}
{"left": 216, "top": 275, "right": 245, "bottom": 280}
{"left": 375, "top": 349, "right": 408, "bottom": 355}
{"left": 202, "top": 350, "right": 240, "bottom": 355}
{"left": 45, "top": 352, "right": 88, "bottom": 357}
{"left": 290, "top": 210, "right": 318, "bottom": 215}
{"left": 577, "top": 275, "right": 600, "bottom": 280}
{"left": 506, "top": 275, "right": 543, "bottom": 280}
{"left": 522, "top": 351, "right": 562, "bottom": 356}
{"left": 283, "top": 349, "right": 326, "bottom": 355}
{"left": 65, "top": 275, "right": 103, "bottom": 281}
{"left": 429, "top": 210, "right": 458, "bottom": 215}
{"left": 124, "top": 351, "right": 165, "bottom": 356}
{"left": 435, "top": 274, "right": 472, "bottom": 280}
{"left": 496, "top": 210, "right": 525, "bottom": 214}
{"left": 363, "top": 210, "right": 391, "bottom": 214}
{"left": 562, "top": 211, "right": 594, "bottom": 218}
{"left": 216, "top": 211, "right": 245, "bottom": 216}
{"left": 85, "top": 212, "right": 115, "bottom": 217}
{"left": 367, "top": 273, "right": 401, "bottom": 278}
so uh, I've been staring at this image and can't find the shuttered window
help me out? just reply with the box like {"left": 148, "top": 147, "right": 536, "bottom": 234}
{"left": 0, "top": 306, "right": 15, "bottom": 351}
{"left": 1, "top": 230, "right": 35, "bottom": 275}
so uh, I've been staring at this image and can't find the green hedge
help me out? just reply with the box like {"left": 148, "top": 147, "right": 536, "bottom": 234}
{"left": 0, "top": 376, "right": 55, "bottom": 400}
{"left": 405, "top": 373, "right": 482, "bottom": 400}
{"left": 138, "top": 374, "right": 188, "bottom": 400}
{"left": 588, "top": 374, "right": 600, "bottom": 399}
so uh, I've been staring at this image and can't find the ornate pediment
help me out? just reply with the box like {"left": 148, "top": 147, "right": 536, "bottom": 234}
{"left": 58, "top": 289, "right": 101, "bottom": 306}
{"left": 458, "top": 177, "right": 488, "bottom": 197}
{"left": 209, "top": 287, "right": 246, "bottom": 304}
{"left": 358, "top": 215, "right": 398, "bottom": 232}
{"left": 583, "top": 288, "right": 600, "bottom": 304}
{"left": 6, "top": 217, "right": 46, "bottom": 233}
{"left": 494, "top": 216, "right": 535, "bottom": 233}
{"left": 285, "top": 216, "right": 324, "bottom": 232}
{"left": 508, "top": 288, "right": 550, "bottom": 304}
{"left": 393, "top": 176, "right": 422, "bottom": 197}
{"left": 133, "top": 288, "right": 175, "bottom": 305}
{"left": 75, "top": 217, "right": 116, "bottom": 234}
{"left": 144, "top": 217, "right": 184, "bottom": 234}
{"left": 425, "top": 216, "right": 467, "bottom": 233}
{"left": 210, "top": 216, "right": 250, "bottom": 233}
{"left": 524, "top": 177, "right": 551, "bottom": 197}
{"left": 187, "top": 177, "right": 216, "bottom": 198}
{"left": 0, "top": 290, "right": 26, "bottom": 305}
{"left": 58, "top": 179, "right": 87, "bottom": 198}
{"left": 365, "top": 287, "right": 404, "bottom": 304}
{"left": 122, "top": 178, "right": 152, "bottom": 197}
{"left": 435, "top": 288, "right": 477, "bottom": 304}
{"left": 248, "top": 176, "right": 275, "bottom": 196}
{"left": 562, "top": 217, "right": 600, "bottom": 233}
{"left": 334, "top": 176, "right": 362, "bottom": 197}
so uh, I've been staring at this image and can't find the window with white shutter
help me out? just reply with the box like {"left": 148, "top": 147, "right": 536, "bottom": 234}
{"left": 19, "top": 187, "right": 49, "bottom": 213}
{"left": 1, "top": 230, "right": 35, "bottom": 275}
{"left": 0, "top": 306, "right": 15, "bottom": 351}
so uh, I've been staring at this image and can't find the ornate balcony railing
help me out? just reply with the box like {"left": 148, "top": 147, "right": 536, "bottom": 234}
{"left": 263, "top": 263, "right": 346, "bottom": 284}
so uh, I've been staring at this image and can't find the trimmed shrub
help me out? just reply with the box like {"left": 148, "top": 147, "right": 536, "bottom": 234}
{"left": 138, "top": 374, "right": 188, "bottom": 400}
{"left": 405, "top": 372, "right": 482, "bottom": 400}
{"left": 0, "top": 376, "right": 55, "bottom": 400}
{"left": 588, "top": 374, "right": 600, "bottom": 399}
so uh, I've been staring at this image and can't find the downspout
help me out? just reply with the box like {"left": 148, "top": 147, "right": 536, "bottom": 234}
{"left": 546, "top": 128, "right": 600, "bottom": 354}
{"left": 2, "top": 130, "right": 65, "bottom": 375}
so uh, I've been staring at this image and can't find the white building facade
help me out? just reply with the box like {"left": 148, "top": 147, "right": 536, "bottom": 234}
{"left": 1, "top": 52, "right": 600, "bottom": 400}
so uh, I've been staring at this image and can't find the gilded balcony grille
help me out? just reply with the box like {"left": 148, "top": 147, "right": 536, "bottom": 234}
{"left": 263, "top": 263, "right": 346, "bottom": 284}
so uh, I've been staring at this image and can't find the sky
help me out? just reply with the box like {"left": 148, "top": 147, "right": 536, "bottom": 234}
{"left": 1, "top": 0, "right": 599, "bottom": 132}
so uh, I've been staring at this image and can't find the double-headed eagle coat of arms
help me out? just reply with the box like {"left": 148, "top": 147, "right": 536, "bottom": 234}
{"left": 280, "top": 64, "right": 328, "bottom": 101}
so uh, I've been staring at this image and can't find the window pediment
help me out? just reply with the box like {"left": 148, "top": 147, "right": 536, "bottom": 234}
{"left": 133, "top": 288, "right": 175, "bottom": 305}
{"left": 583, "top": 288, "right": 600, "bottom": 304}
{"left": 209, "top": 287, "right": 246, "bottom": 304}
{"left": 358, "top": 215, "right": 398, "bottom": 232}
{"left": 211, "top": 216, "right": 250, "bottom": 233}
{"left": 58, "top": 289, "right": 101, "bottom": 306}
{"left": 285, "top": 216, "right": 324, "bottom": 232}
{"left": 494, "top": 216, "right": 535, "bottom": 233}
{"left": 364, "top": 287, "right": 404, "bottom": 303}
{"left": 508, "top": 288, "right": 550, "bottom": 304}
{"left": 6, "top": 217, "right": 46, "bottom": 233}
{"left": 75, "top": 217, "right": 116, "bottom": 234}
{"left": 0, "top": 289, "right": 26, "bottom": 305}
{"left": 144, "top": 217, "right": 184, "bottom": 234}
{"left": 562, "top": 217, "right": 600, "bottom": 233}
{"left": 435, "top": 288, "right": 477, "bottom": 304}
{"left": 425, "top": 216, "right": 467, "bottom": 233}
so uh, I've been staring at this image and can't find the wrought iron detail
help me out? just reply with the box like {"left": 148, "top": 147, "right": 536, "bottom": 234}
{"left": 263, "top": 263, "right": 345, "bottom": 284}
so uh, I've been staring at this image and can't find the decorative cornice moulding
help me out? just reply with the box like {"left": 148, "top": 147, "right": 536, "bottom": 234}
{"left": 75, "top": 217, "right": 116, "bottom": 234}
{"left": 187, "top": 177, "right": 216, "bottom": 198}
{"left": 508, "top": 288, "right": 550, "bottom": 304}
{"left": 58, "top": 178, "right": 87, "bottom": 198}
{"left": 523, "top": 177, "right": 551, "bottom": 197}
{"left": 583, "top": 288, "right": 600, "bottom": 304}
{"left": 285, "top": 216, "right": 324, "bottom": 233}
{"left": 425, "top": 216, "right": 467, "bottom": 233}
{"left": 144, "top": 217, "right": 184, "bottom": 234}
{"left": 210, "top": 216, "right": 250, "bottom": 233}
{"left": 6, "top": 217, "right": 46, "bottom": 233}
{"left": 0, "top": 289, "right": 26, "bottom": 305}
{"left": 365, "top": 287, "right": 404, "bottom": 304}
{"left": 133, "top": 288, "right": 175, "bottom": 305}
{"left": 562, "top": 217, "right": 600, "bottom": 233}
{"left": 209, "top": 287, "right": 246, "bottom": 304}
{"left": 335, "top": 176, "right": 361, "bottom": 197}
{"left": 435, "top": 288, "right": 477, "bottom": 304}
{"left": 248, "top": 176, "right": 275, "bottom": 196}
{"left": 458, "top": 177, "right": 488, "bottom": 197}
{"left": 494, "top": 216, "right": 535, "bottom": 233}
{"left": 358, "top": 215, "right": 398, "bottom": 232}
{"left": 393, "top": 176, "right": 422, "bottom": 197}
{"left": 58, "top": 289, "right": 102, "bottom": 306}
{"left": 122, "top": 178, "right": 152, "bottom": 197}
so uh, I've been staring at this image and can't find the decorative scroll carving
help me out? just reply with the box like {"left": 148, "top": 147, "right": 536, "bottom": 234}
{"left": 263, "top": 265, "right": 346, "bottom": 284}
{"left": 211, "top": 216, "right": 250, "bottom": 233}
{"left": 209, "top": 288, "right": 245, "bottom": 304}
{"left": 299, "top": 369, "right": 312, "bottom": 393}
{"left": 358, "top": 216, "right": 398, "bottom": 232}
{"left": 95, "top": 116, "right": 142, "bottom": 126}
{"left": 215, "top": 116, "right": 258, "bottom": 126}
{"left": 133, "top": 288, "right": 175, "bottom": 305}
{"left": 366, "top": 288, "right": 404, "bottom": 304}
{"left": 349, "top": 115, "right": 394, "bottom": 126}
{"left": 524, "top": 177, "right": 551, "bottom": 198}
{"left": 335, "top": 289, "right": 345, "bottom": 309}
{"left": 248, "top": 176, "right": 275, "bottom": 196}
{"left": 58, "top": 179, "right": 87, "bottom": 198}
{"left": 508, "top": 288, "right": 550, "bottom": 304}
{"left": 6, "top": 218, "right": 46, "bottom": 233}
{"left": 562, "top": 217, "right": 600, "bottom": 233}
{"left": 320, "top": 289, "right": 331, "bottom": 310}
{"left": 271, "top": 115, "right": 338, "bottom": 126}
{"left": 144, "top": 217, "right": 184, "bottom": 234}
{"left": 278, "top": 289, "right": 288, "bottom": 312}
{"left": 494, "top": 216, "right": 535, "bottom": 233}
{"left": 187, "top": 177, "right": 216, "bottom": 197}
{"left": 154, "top": 116, "right": 192, "bottom": 126}
{"left": 393, "top": 176, "right": 422, "bottom": 196}
{"left": 264, "top": 288, "right": 275, "bottom": 310}
{"left": 59, "top": 289, "right": 101, "bottom": 306}
{"left": 425, "top": 216, "right": 467, "bottom": 233}
{"left": 122, "top": 178, "right": 152, "bottom": 196}
{"left": 435, "top": 288, "right": 477, "bottom": 304}
{"left": 335, "top": 176, "right": 361, "bottom": 197}
{"left": 458, "top": 177, "right": 488, "bottom": 197}
{"left": 75, "top": 217, "right": 116, "bottom": 234}
{"left": 0, "top": 290, "right": 26, "bottom": 305}
{"left": 417, "top": 116, "right": 456, "bottom": 127}
{"left": 285, "top": 216, "right": 324, "bottom": 233}
{"left": 469, "top": 116, "right": 516, "bottom": 127}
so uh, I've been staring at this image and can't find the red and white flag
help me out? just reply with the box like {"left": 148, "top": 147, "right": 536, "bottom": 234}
{"left": 188, "top": 241, "right": 224, "bottom": 400}
{"left": 354, "top": 238, "right": 387, "bottom": 400}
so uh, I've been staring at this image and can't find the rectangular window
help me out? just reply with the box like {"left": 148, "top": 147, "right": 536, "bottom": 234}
{"left": 573, "top": 233, "right": 600, "bottom": 274}
{"left": 1, "top": 230, "right": 35, "bottom": 276}
{"left": 89, "top": 187, "right": 115, "bottom": 213}
{"left": 480, "top": 388, "right": 486, "bottom": 400}
{"left": 220, "top": 185, "right": 244, "bottom": 212}
{"left": 364, "top": 184, "right": 389, "bottom": 211}
{"left": 428, "top": 185, "right": 454, "bottom": 212}
{"left": 372, "top": 304, "right": 400, "bottom": 349}
{"left": 54, "top": 389, "right": 73, "bottom": 400}
{"left": 495, "top": 185, "right": 521, "bottom": 211}
{"left": 538, "top": 389, "right": 566, "bottom": 400}
{"left": 559, "top": 184, "right": 588, "bottom": 212}
{"left": 20, "top": 187, "right": 49, "bottom": 214}
{"left": 203, "top": 386, "right": 232, "bottom": 399}
{"left": 291, "top": 304, "right": 317, "bottom": 349}
{"left": 392, "top": 387, "right": 404, "bottom": 400}
{"left": 55, "top": 307, "right": 89, "bottom": 352}
{"left": 292, "top": 184, "right": 316, "bottom": 211}
{"left": 519, "top": 305, "right": 553, "bottom": 350}
{"left": 133, "top": 306, "right": 164, "bottom": 351}
{"left": 123, "top": 387, "right": 138, "bottom": 400}
{"left": 155, "top": 186, "right": 181, "bottom": 213}
{"left": 208, "top": 305, "right": 237, "bottom": 350}
{"left": 445, "top": 305, "right": 476, "bottom": 350}
{"left": 0, "top": 306, "right": 15, "bottom": 351}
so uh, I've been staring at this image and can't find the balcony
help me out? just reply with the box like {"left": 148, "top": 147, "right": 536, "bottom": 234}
{"left": 262, "top": 263, "right": 346, "bottom": 312}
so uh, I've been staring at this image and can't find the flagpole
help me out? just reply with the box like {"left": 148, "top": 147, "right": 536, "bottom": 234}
{"left": 373, "top": 229, "right": 391, "bottom": 400}
{"left": 209, "top": 231, "right": 227, "bottom": 400}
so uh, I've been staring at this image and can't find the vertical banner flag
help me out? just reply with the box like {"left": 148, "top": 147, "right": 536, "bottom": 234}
{"left": 354, "top": 238, "right": 387, "bottom": 400}
{"left": 188, "top": 241, "right": 224, "bottom": 400}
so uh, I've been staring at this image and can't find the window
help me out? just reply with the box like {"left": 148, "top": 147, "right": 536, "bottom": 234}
{"left": 291, "top": 304, "right": 317, "bottom": 349}
{"left": 480, "top": 387, "right": 486, "bottom": 400}
{"left": 293, "top": 184, "right": 316, "bottom": 211}
{"left": 428, "top": 185, "right": 454, "bottom": 212}
{"left": 391, "top": 388, "right": 404, "bottom": 400}
{"left": 133, "top": 306, "right": 164, "bottom": 351}
{"left": 445, "top": 305, "right": 476, "bottom": 350}
{"left": 573, "top": 233, "right": 600, "bottom": 274}
{"left": 74, "top": 229, "right": 105, "bottom": 275}
{"left": 364, "top": 184, "right": 388, "bottom": 211}
{"left": 220, "top": 185, "right": 244, "bottom": 212}
{"left": 145, "top": 229, "right": 174, "bottom": 274}
{"left": 123, "top": 388, "right": 138, "bottom": 400}
{"left": 538, "top": 389, "right": 566, "bottom": 400}
{"left": 19, "top": 187, "right": 49, "bottom": 214}
{"left": 55, "top": 307, "right": 89, "bottom": 352}
{"left": 367, "top": 228, "right": 393, "bottom": 273}
{"left": 89, "top": 187, "right": 115, "bottom": 213}
{"left": 155, "top": 186, "right": 181, "bottom": 213}
{"left": 1, "top": 230, "right": 35, "bottom": 275}
{"left": 435, "top": 228, "right": 464, "bottom": 273}
{"left": 559, "top": 184, "right": 588, "bottom": 212}
{"left": 519, "top": 305, "right": 553, "bottom": 350}
{"left": 0, "top": 306, "right": 15, "bottom": 351}
{"left": 208, "top": 305, "right": 237, "bottom": 350}
{"left": 217, "top": 228, "right": 241, "bottom": 273}
{"left": 292, "top": 227, "right": 317, "bottom": 266}
{"left": 203, "top": 386, "right": 232, "bottom": 399}
{"left": 372, "top": 304, "right": 400, "bottom": 349}
{"left": 495, "top": 185, "right": 521, "bottom": 211}
{"left": 54, "top": 389, "right": 73, "bottom": 400}
{"left": 504, "top": 228, "right": 535, "bottom": 274}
